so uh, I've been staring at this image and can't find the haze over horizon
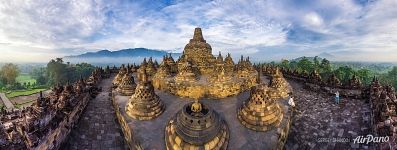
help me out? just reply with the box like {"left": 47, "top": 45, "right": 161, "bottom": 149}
{"left": 1, "top": 0, "right": 397, "bottom": 63}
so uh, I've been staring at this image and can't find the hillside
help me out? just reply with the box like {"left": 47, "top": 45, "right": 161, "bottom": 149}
{"left": 64, "top": 48, "right": 181, "bottom": 64}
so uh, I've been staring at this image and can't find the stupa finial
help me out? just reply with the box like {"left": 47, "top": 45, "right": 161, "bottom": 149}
{"left": 192, "top": 27, "right": 205, "bottom": 42}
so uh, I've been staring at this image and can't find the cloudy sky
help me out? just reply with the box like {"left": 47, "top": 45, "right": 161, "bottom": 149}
{"left": 0, "top": 0, "right": 397, "bottom": 63}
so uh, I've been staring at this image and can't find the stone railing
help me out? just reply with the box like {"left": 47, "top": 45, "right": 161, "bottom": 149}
{"left": 44, "top": 93, "right": 92, "bottom": 150}
{"left": 276, "top": 106, "right": 293, "bottom": 150}
{"left": 281, "top": 73, "right": 364, "bottom": 99}
{"left": 111, "top": 91, "right": 142, "bottom": 150}
{"left": 367, "top": 84, "right": 397, "bottom": 150}
{"left": 0, "top": 68, "right": 104, "bottom": 150}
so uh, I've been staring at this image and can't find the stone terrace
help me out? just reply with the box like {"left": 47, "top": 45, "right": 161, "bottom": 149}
{"left": 284, "top": 78, "right": 373, "bottom": 150}
{"left": 114, "top": 75, "right": 292, "bottom": 149}
{"left": 61, "top": 76, "right": 127, "bottom": 150}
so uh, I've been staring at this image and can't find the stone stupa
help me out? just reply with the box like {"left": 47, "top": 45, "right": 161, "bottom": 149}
{"left": 152, "top": 57, "right": 172, "bottom": 90}
{"left": 207, "top": 66, "right": 241, "bottom": 98}
{"left": 268, "top": 67, "right": 291, "bottom": 99}
{"left": 182, "top": 28, "right": 216, "bottom": 75}
{"left": 137, "top": 58, "right": 148, "bottom": 81}
{"left": 174, "top": 61, "right": 197, "bottom": 83}
{"left": 125, "top": 69, "right": 165, "bottom": 120}
{"left": 113, "top": 64, "right": 127, "bottom": 86}
{"left": 152, "top": 27, "right": 258, "bottom": 99}
{"left": 165, "top": 100, "right": 229, "bottom": 149}
{"left": 238, "top": 84, "right": 283, "bottom": 132}
{"left": 116, "top": 69, "right": 137, "bottom": 96}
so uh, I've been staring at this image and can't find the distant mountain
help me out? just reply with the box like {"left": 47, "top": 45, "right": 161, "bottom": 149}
{"left": 291, "top": 56, "right": 324, "bottom": 62}
{"left": 64, "top": 48, "right": 181, "bottom": 65}
{"left": 290, "top": 52, "right": 335, "bottom": 62}
{"left": 318, "top": 52, "right": 335, "bottom": 59}
{"left": 65, "top": 48, "right": 178, "bottom": 58}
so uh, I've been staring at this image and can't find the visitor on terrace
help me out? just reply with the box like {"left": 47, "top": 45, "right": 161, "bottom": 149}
{"left": 288, "top": 96, "right": 295, "bottom": 108}
{"left": 335, "top": 91, "right": 340, "bottom": 104}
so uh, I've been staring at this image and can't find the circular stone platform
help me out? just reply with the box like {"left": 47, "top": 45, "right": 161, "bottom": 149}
{"left": 112, "top": 75, "right": 292, "bottom": 149}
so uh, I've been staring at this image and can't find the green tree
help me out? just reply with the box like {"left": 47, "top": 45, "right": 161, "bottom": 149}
{"left": 385, "top": 66, "right": 397, "bottom": 88}
{"left": 0, "top": 73, "right": 4, "bottom": 89}
{"left": 313, "top": 56, "right": 320, "bottom": 69}
{"left": 356, "top": 69, "right": 372, "bottom": 85}
{"left": 47, "top": 58, "right": 67, "bottom": 85}
{"left": 0, "top": 63, "right": 20, "bottom": 85}
{"left": 75, "top": 63, "right": 95, "bottom": 79}
{"left": 334, "top": 66, "right": 356, "bottom": 84}
{"left": 297, "top": 57, "right": 314, "bottom": 73}
{"left": 319, "top": 58, "right": 332, "bottom": 78}
{"left": 289, "top": 61, "right": 298, "bottom": 70}
{"left": 281, "top": 59, "right": 290, "bottom": 69}
{"left": 46, "top": 58, "right": 96, "bottom": 86}
{"left": 30, "top": 67, "right": 47, "bottom": 85}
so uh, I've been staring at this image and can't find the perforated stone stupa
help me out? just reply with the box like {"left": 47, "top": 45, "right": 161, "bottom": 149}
{"left": 165, "top": 101, "right": 229, "bottom": 149}
{"left": 113, "top": 64, "right": 127, "bottom": 86}
{"left": 125, "top": 70, "right": 165, "bottom": 120}
{"left": 268, "top": 67, "right": 291, "bottom": 99}
{"left": 238, "top": 84, "right": 283, "bottom": 132}
{"left": 116, "top": 69, "right": 136, "bottom": 96}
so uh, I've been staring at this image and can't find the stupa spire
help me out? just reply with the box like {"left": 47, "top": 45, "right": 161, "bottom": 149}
{"left": 141, "top": 69, "right": 148, "bottom": 82}
{"left": 192, "top": 27, "right": 205, "bottom": 42}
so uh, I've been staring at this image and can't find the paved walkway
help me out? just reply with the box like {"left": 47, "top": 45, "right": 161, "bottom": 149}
{"left": 61, "top": 76, "right": 127, "bottom": 150}
{"left": 0, "top": 93, "right": 14, "bottom": 109}
{"left": 284, "top": 79, "right": 373, "bottom": 150}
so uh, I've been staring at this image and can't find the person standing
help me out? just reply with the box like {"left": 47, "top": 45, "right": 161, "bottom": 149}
{"left": 288, "top": 96, "right": 295, "bottom": 107}
{"left": 335, "top": 91, "right": 340, "bottom": 104}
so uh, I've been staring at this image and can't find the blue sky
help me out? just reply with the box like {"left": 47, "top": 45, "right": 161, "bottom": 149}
{"left": 0, "top": 0, "right": 397, "bottom": 62}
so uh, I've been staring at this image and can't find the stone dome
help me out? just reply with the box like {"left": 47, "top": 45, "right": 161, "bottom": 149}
{"left": 125, "top": 70, "right": 165, "bottom": 120}
{"left": 238, "top": 85, "right": 283, "bottom": 132}
{"left": 165, "top": 101, "right": 229, "bottom": 149}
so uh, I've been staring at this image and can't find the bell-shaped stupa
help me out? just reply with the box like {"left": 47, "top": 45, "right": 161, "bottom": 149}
{"left": 117, "top": 69, "right": 137, "bottom": 96}
{"left": 268, "top": 67, "right": 291, "bottom": 99}
{"left": 125, "top": 69, "right": 165, "bottom": 120}
{"left": 113, "top": 64, "right": 127, "bottom": 86}
{"left": 238, "top": 85, "right": 283, "bottom": 131}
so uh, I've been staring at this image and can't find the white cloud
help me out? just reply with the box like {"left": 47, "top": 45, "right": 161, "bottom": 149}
{"left": 0, "top": 0, "right": 397, "bottom": 62}
{"left": 72, "top": 0, "right": 288, "bottom": 55}
{"left": 304, "top": 12, "right": 324, "bottom": 27}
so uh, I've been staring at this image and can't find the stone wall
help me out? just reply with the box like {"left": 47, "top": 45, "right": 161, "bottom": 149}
{"left": 277, "top": 107, "right": 293, "bottom": 150}
{"left": 283, "top": 74, "right": 363, "bottom": 99}
{"left": 111, "top": 92, "right": 141, "bottom": 150}
{"left": 38, "top": 94, "right": 92, "bottom": 150}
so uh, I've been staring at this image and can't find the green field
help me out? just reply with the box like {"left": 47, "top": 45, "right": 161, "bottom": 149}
{"left": 16, "top": 74, "right": 36, "bottom": 84}
{"left": 6, "top": 88, "right": 46, "bottom": 98}
{"left": 14, "top": 99, "right": 36, "bottom": 108}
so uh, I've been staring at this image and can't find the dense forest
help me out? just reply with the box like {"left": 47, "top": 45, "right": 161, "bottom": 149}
{"left": 271, "top": 56, "right": 397, "bottom": 88}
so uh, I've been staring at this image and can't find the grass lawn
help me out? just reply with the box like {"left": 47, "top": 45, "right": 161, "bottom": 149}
{"left": 6, "top": 88, "right": 47, "bottom": 98}
{"left": 16, "top": 74, "right": 36, "bottom": 85}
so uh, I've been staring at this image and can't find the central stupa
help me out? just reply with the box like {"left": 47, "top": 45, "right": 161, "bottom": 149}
{"left": 182, "top": 28, "right": 216, "bottom": 75}
{"left": 152, "top": 27, "right": 258, "bottom": 99}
